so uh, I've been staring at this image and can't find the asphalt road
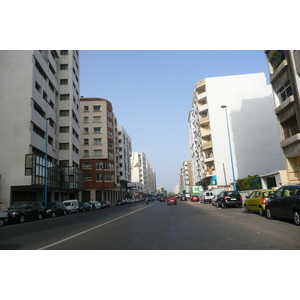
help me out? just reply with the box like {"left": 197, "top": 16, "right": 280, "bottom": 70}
{"left": 1, "top": 200, "right": 300, "bottom": 250}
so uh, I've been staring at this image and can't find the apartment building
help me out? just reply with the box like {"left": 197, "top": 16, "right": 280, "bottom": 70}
{"left": 79, "top": 97, "right": 121, "bottom": 204}
{"left": 189, "top": 72, "right": 285, "bottom": 190}
{"left": 130, "top": 152, "right": 156, "bottom": 195}
{"left": 117, "top": 126, "right": 132, "bottom": 197}
{"left": 265, "top": 51, "right": 300, "bottom": 184}
{"left": 0, "top": 50, "right": 83, "bottom": 209}
{"left": 178, "top": 161, "right": 193, "bottom": 194}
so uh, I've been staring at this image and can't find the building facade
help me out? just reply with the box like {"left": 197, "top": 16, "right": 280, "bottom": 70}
{"left": 0, "top": 50, "right": 83, "bottom": 209}
{"left": 265, "top": 50, "right": 300, "bottom": 184}
{"left": 178, "top": 161, "right": 193, "bottom": 194}
{"left": 189, "top": 72, "right": 285, "bottom": 190}
{"left": 130, "top": 152, "right": 156, "bottom": 195}
{"left": 117, "top": 126, "right": 132, "bottom": 197}
{"left": 79, "top": 97, "right": 120, "bottom": 204}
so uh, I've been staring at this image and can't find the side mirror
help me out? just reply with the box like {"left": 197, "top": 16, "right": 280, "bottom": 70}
{"left": 246, "top": 196, "right": 249, "bottom": 199}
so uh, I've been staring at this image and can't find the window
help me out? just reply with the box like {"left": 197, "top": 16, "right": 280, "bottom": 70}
{"left": 33, "top": 102, "right": 45, "bottom": 117}
{"left": 94, "top": 138, "right": 102, "bottom": 145}
{"left": 276, "top": 80, "right": 293, "bottom": 103}
{"left": 60, "top": 64, "right": 68, "bottom": 70}
{"left": 282, "top": 116, "right": 299, "bottom": 139}
{"left": 60, "top": 50, "right": 68, "bottom": 55}
{"left": 93, "top": 116, "right": 101, "bottom": 123}
{"left": 60, "top": 79, "right": 68, "bottom": 85}
{"left": 43, "top": 91, "right": 48, "bottom": 101}
{"left": 59, "top": 126, "right": 69, "bottom": 133}
{"left": 83, "top": 128, "right": 89, "bottom": 134}
{"left": 84, "top": 117, "right": 89, "bottom": 123}
{"left": 84, "top": 174, "right": 92, "bottom": 181}
{"left": 93, "top": 105, "right": 101, "bottom": 111}
{"left": 60, "top": 110, "right": 69, "bottom": 116}
{"left": 94, "top": 127, "right": 102, "bottom": 134}
{"left": 84, "top": 106, "right": 89, "bottom": 112}
{"left": 60, "top": 94, "right": 70, "bottom": 100}
{"left": 59, "top": 143, "right": 69, "bottom": 150}
{"left": 96, "top": 173, "right": 114, "bottom": 182}
{"left": 84, "top": 139, "right": 89, "bottom": 145}
{"left": 94, "top": 149, "right": 102, "bottom": 157}
{"left": 35, "top": 81, "right": 41, "bottom": 93}
{"left": 96, "top": 162, "right": 113, "bottom": 170}
{"left": 33, "top": 124, "right": 45, "bottom": 138}
{"left": 83, "top": 150, "right": 89, "bottom": 157}
{"left": 83, "top": 162, "right": 92, "bottom": 169}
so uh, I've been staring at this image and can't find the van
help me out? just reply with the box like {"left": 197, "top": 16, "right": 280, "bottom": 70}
{"left": 63, "top": 200, "right": 79, "bottom": 214}
{"left": 201, "top": 191, "right": 214, "bottom": 204}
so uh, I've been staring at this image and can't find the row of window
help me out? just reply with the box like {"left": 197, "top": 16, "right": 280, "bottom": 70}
{"left": 82, "top": 161, "right": 114, "bottom": 170}
{"left": 83, "top": 105, "right": 102, "bottom": 112}
{"left": 84, "top": 173, "right": 114, "bottom": 181}
{"left": 83, "top": 150, "right": 114, "bottom": 159}
{"left": 83, "top": 116, "right": 102, "bottom": 123}
{"left": 83, "top": 127, "right": 102, "bottom": 134}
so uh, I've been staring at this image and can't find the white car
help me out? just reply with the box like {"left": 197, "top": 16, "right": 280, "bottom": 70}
{"left": 63, "top": 200, "right": 79, "bottom": 214}
{"left": 90, "top": 201, "right": 101, "bottom": 210}
{"left": 0, "top": 211, "right": 9, "bottom": 227}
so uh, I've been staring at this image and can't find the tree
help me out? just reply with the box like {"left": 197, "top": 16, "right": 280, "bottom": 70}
{"left": 236, "top": 175, "right": 262, "bottom": 191}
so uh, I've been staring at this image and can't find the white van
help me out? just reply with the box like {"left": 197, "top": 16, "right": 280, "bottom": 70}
{"left": 63, "top": 200, "right": 79, "bottom": 214}
{"left": 201, "top": 191, "right": 214, "bottom": 204}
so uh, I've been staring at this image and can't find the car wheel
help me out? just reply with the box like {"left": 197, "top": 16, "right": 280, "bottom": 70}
{"left": 20, "top": 215, "right": 25, "bottom": 223}
{"left": 293, "top": 211, "right": 300, "bottom": 225}
{"left": 244, "top": 205, "right": 249, "bottom": 213}
{"left": 69, "top": 210, "right": 72, "bottom": 215}
{"left": 266, "top": 208, "right": 273, "bottom": 219}
{"left": 0, "top": 219, "right": 4, "bottom": 227}
{"left": 222, "top": 202, "right": 226, "bottom": 208}
{"left": 63, "top": 210, "right": 67, "bottom": 215}
{"left": 51, "top": 211, "right": 56, "bottom": 218}
{"left": 258, "top": 206, "right": 265, "bottom": 216}
{"left": 216, "top": 202, "right": 219, "bottom": 208}
{"left": 37, "top": 212, "right": 43, "bottom": 220}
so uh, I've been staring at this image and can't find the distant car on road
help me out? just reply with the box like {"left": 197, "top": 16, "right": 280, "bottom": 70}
{"left": 201, "top": 191, "right": 214, "bottom": 204}
{"left": 244, "top": 189, "right": 275, "bottom": 216}
{"left": 266, "top": 184, "right": 300, "bottom": 225}
{"left": 100, "top": 200, "right": 111, "bottom": 208}
{"left": 167, "top": 197, "right": 177, "bottom": 205}
{"left": 44, "top": 201, "right": 67, "bottom": 217}
{"left": 191, "top": 195, "right": 200, "bottom": 202}
{"left": 79, "top": 202, "right": 92, "bottom": 212}
{"left": 116, "top": 199, "right": 126, "bottom": 205}
{"left": 63, "top": 200, "right": 79, "bottom": 214}
{"left": 216, "top": 191, "right": 242, "bottom": 208}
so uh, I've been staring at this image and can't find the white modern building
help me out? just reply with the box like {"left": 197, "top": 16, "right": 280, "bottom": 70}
{"left": 189, "top": 72, "right": 285, "bottom": 190}
{"left": 0, "top": 50, "right": 83, "bottom": 209}
{"left": 117, "top": 126, "right": 132, "bottom": 197}
{"left": 130, "top": 152, "right": 156, "bottom": 195}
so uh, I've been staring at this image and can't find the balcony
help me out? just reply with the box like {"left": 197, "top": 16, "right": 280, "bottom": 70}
{"left": 200, "top": 115, "right": 209, "bottom": 124}
{"left": 202, "top": 141, "right": 212, "bottom": 149}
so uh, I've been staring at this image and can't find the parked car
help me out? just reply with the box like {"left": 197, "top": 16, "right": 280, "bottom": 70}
{"left": 201, "top": 191, "right": 214, "bottom": 204}
{"left": 91, "top": 201, "right": 101, "bottom": 209}
{"left": 44, "top": 201, "right": 67, "bottom": 217}
{"left": 79, "top": 202, "right": 92, "bottom": 212}
{"left": 63, "top": 200, "right": 79, "bottom": 214}
{"left": 191, "top": 195, "right": 200, "bottom": 202}
{"left": 0, "top": 211, "right": 9, "bottom": 227}
{"left": 244, "top": 189, "right": 275, "bottom": 216}
{"left": 216, "top": 190, "right": 242, "bottom": 208}
{"left": 211, "top": 195, "right": 218, "bottom": 207}
{"left": 7, "top": 201, "right": 45, "bottom": 223}
{"left": 266, "top": 184, "right": 300, "bottom": 225}
{"left": 116, "top": 199, "right": 126, "bottom": 205}
{"left": 100, "top": 200, "right": 111, "bottom": 208}
{"left": 167, "top": 197, "right": 177, "bottom": 205}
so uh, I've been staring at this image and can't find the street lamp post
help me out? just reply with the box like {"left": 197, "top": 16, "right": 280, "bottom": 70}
{"left": 44, "top": 118, "right": 50, "bottom": 205}
{"left": 221, "top": 105, "right": 236, "bottom": 190}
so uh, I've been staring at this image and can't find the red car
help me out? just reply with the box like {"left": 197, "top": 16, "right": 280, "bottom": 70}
{"left": 167, "top": 197, "right": 177, "bottom": 205}
{"left": 191, "top": 195, "right": 200, "bottom": 202}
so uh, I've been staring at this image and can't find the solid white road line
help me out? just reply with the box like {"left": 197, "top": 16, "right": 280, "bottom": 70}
{"left": 37, "top": 204, "right": 154, "bottom": 250}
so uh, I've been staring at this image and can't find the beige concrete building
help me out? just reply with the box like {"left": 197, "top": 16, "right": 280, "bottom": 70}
{"left": 265, "top": 50, "right": 300, "bottom": 184}
{"left": 79, "top": 97, "right": 121, "bottom": 204}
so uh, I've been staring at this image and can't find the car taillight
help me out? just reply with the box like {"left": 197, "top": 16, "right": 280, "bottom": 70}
{"left": 262, "top": 197, "right": 266, "bottom": 205}
{"left": 240, "top": 196, "right": 242, "bottom": 201}
{"left": 223, "top": 196, "right": 227, "bottom": 201}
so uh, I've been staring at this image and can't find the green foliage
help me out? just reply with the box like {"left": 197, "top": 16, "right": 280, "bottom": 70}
{"left": 236, "top": 175, "right": 262, "bottom": 191}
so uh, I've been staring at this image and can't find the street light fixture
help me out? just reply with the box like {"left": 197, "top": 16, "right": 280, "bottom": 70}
{"left": 221, "top": 105, "right": 236, "bottom": 190}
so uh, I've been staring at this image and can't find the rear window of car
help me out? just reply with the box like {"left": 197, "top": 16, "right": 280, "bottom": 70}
{"left": 226, "top": 191, "right": 240, "bottom": 197}
{"left": 262, "top": 191, "right": 273, "bottom": 198}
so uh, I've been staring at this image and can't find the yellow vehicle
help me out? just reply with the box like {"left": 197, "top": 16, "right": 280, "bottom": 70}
{"left": 244, "top": 189, "right": 275, "bottom": 216}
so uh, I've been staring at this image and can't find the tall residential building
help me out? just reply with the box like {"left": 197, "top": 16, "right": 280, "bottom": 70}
{"left": 179, "top": 161, "right": 193, "bottom": 193}
{"left": 117, "top": 126, "right": 132, "bottom": 197}
{"left": 131, "top": 152, "right": 156, "bottom": 195}
{"left": 189, "top": 72, "right": 285, "bottom": 190}
{"left": 0, "top": 50, "right": 83, "bottom": 209}
{"left": 79, "top": 97, "right": 120, "bottom": 204}
{"left": 265, "top": 51, "right": 300, "bottom": 184}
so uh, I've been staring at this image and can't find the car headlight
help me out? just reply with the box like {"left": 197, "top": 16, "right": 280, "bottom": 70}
{"left": 12, "top": 211, "right": 19, "bottom": 217}
{"left": 46, "top": 209, "right": 51, "bottom": 213}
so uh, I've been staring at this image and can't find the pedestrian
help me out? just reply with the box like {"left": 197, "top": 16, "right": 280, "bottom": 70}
{"left": 90, "top": 199, "right": 95, "bottom": 211}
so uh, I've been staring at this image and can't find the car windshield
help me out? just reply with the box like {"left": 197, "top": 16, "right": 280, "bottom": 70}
{"left": 9, "top": 202, "right": 28, "bottom": 209}
{"left": 45, "top": 203, "right": 56, "bottom": 208}
{"left": 227, "top": 192, "right": 239, "bottom": 197}
{"left": 64, "top": 202, "right": 71, "bottom": 206}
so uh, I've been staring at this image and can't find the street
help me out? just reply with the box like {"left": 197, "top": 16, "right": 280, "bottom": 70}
{"left": 1, "top": 199, "right": 299, "bottom": 250}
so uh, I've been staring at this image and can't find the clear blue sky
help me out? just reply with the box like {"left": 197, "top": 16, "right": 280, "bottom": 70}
{"left": 79, "top": 50, "right": 270, "bottom": 192}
